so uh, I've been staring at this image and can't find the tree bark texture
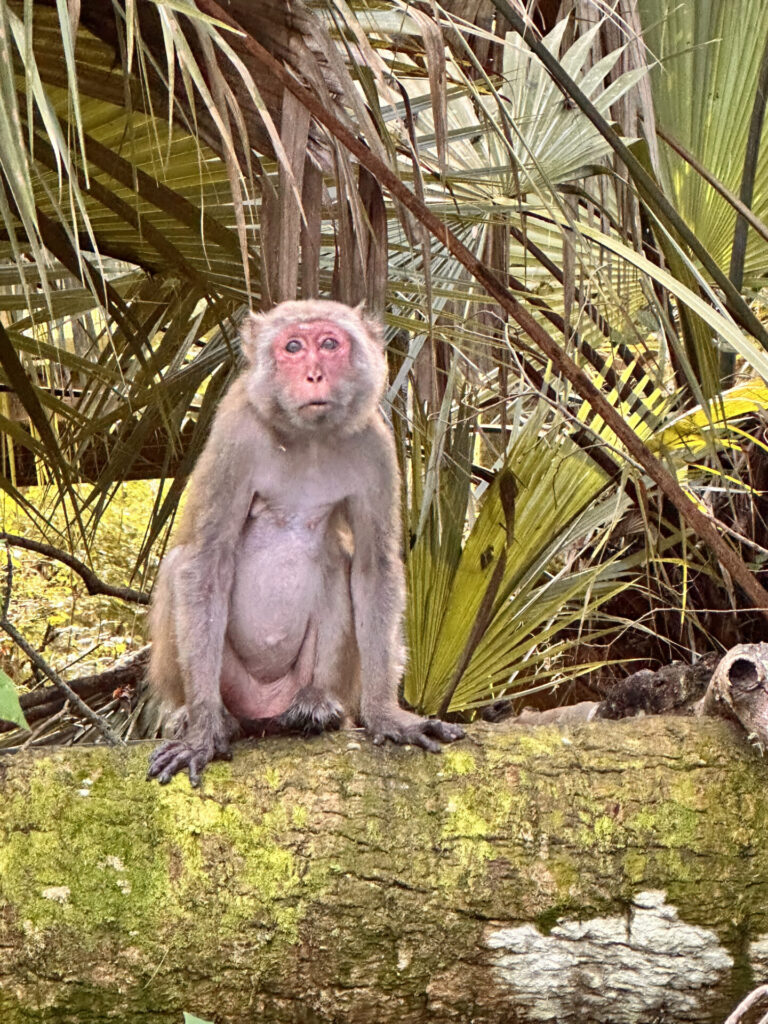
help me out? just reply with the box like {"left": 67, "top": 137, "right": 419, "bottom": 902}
{"left": 1, "top": 718, "right": 767, "bottom": 1024}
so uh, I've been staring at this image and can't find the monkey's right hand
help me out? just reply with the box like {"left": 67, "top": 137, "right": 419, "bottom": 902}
{"left": 147, "top": 727, "right": 232, "bottom": 787}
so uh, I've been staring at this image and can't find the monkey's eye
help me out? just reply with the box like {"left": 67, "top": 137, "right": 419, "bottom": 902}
{"left": 285, "top": 339, "right": 303, "bottom": 353}
{"left": 320, "top": 336, "right": 339, "bottom": 351}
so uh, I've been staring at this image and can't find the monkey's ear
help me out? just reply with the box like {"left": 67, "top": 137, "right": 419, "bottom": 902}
{"left": 240, "top": 311, "right": 264, "bottom": 363}
{"left": 363, "top": 313, "right": 387, "bottom": 350}
{"left": 352, "top": 301, "right": 387, "bottom": 350}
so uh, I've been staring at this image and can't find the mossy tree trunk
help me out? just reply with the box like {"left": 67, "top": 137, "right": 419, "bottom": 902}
{"left": 1, "top": 718, "right": 767, "bottom": 1024}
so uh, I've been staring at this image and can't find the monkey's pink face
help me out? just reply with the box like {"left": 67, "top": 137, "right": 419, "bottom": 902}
{"left": 272, "top": 320, "right": 353, "bottom": 418}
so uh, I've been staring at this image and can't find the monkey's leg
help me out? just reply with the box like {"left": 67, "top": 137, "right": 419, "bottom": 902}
{"left": 146, "top": 548, "right": 185, "bottom": 705}
{"left": 147, "top": 550, "right": 236, "bottom": 786}
{"left": 274, "top": 621, "right": 346, "bottom": 734}
{"left": 354, "top": 621, "right": 465, "bottom": 752}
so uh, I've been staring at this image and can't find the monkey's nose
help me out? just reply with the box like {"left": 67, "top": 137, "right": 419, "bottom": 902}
{"left": 306, "top": 368, "right": 324, "bottom": 383}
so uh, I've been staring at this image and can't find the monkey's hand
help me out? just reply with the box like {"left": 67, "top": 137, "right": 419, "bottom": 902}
{"left": 147, "top": 722, "right": 232, "bottom": 787}
{"left": 364, "top": 708, "right": 465, "bottom": 754}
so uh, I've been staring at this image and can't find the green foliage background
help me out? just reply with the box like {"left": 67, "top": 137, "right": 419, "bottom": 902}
{"left": 1, "top": 0, "right": 768, "bottom": 736}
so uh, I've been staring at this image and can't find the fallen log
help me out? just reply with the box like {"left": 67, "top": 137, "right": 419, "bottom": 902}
{"left": 0, "top": 716, "right": 767, "bottom": 1024}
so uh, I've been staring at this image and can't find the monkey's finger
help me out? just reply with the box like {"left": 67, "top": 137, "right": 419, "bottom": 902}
{"left": 188, "top": 753, "right": 210, "bottom": 788}
{"left": 158, "top": 765, "right": 187, "bottom": 785}
{"left": 408, "top": 731, "right": 443, "bottom": 754}
{"left": 157, "top": 756, "right": 189, "bottom": 785}
{"left": 158, "top": 749, "right": 200, "bottom": 784}
{"left": 423, "top": 720, "right": 465, "bottom": 743}
{"left": 147, "top": 742, "right": 184, "bottom": 779}
{"left": 372, "top": 727, "right": 443, "bottom": 754}
{"left": 149, "top": 744, "right": 207, "bottom": 785}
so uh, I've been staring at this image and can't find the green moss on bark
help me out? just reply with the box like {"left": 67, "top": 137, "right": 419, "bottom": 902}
{"left": 0, "top": 718, "right": 766, "bottom": 1023}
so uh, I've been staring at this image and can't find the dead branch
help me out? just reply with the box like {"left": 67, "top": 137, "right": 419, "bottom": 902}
{"left": 0, "top": 646, "right": 150, "bottom": 733}
{"left": 0, "top": 532, "right": 149, "bottom": 605}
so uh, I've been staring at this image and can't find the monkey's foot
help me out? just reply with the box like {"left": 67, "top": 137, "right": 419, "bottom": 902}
{"left": 366, "top": 710, "right": 465, "bottom": 753}
{"left": 147, "top": 732, "right": 232, "bottom": 787}
{"left": 276, "top": 687, "right": 345, "bottom": 735}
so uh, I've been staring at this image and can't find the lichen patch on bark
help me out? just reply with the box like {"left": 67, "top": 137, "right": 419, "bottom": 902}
{"left": 485, "top": 889, "right": 733, "bottom": 1024}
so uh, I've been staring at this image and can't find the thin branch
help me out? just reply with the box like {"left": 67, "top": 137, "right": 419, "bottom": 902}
{"left": 0, "top": 532, "right": 149, "bottom": 605}
{"left": 198, "top": 0, "right": 768, "bottom": 621}
{"left": 0, "top": 618, "right": 122, "bottom": 745}
{"left": 17, "top": 646, "right": 150, "bottom": 715}
{"left": 1, "top": 546, "right": 11, "bottom": 619}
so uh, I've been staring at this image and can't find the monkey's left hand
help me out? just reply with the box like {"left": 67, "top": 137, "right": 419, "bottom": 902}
{"left": 365, "top": 708, "right": 465, "bottom": 753}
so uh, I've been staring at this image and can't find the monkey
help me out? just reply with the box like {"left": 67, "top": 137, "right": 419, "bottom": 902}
{"left": 147, "top": 299, "right": 464, "bottom": 785}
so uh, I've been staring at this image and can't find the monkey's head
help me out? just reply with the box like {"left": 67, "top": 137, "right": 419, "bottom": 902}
{"left": 240, "top": 300, "right": 387, "bottom": 435}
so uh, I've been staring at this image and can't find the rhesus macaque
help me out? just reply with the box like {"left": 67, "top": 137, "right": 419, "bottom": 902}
{"left": 147, "top": 299, "right": 464, "bottom": 784}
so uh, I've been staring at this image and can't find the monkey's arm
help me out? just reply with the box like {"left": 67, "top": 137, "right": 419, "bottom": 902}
{"left": 148, "top": 384, "right": 262, "bottom": 784}
{"left": 349, "top": 424, "right": 464, "bottom": 753}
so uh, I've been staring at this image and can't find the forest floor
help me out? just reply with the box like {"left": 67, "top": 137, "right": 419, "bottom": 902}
{"left": 0, "top": 482, "right": 157, "bottom": 689}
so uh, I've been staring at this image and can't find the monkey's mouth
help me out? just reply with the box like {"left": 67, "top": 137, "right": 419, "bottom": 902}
{"left": 302, "top": 400, "right": 330, "bottom": 409}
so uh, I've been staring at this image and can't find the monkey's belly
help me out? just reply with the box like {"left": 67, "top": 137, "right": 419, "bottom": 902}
{"left": 226, "top": 512, "right": 336, "bottom": 681}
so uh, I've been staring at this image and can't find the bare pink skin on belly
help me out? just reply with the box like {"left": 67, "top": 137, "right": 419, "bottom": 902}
{"left": 220, "top": 672, "right": 296, "bottom": 720}
{"left": 218, "top": 502, "right": 331, "bottom": 721}
{"left": 219, "top": 631, "right": 318, "bottom": 721}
